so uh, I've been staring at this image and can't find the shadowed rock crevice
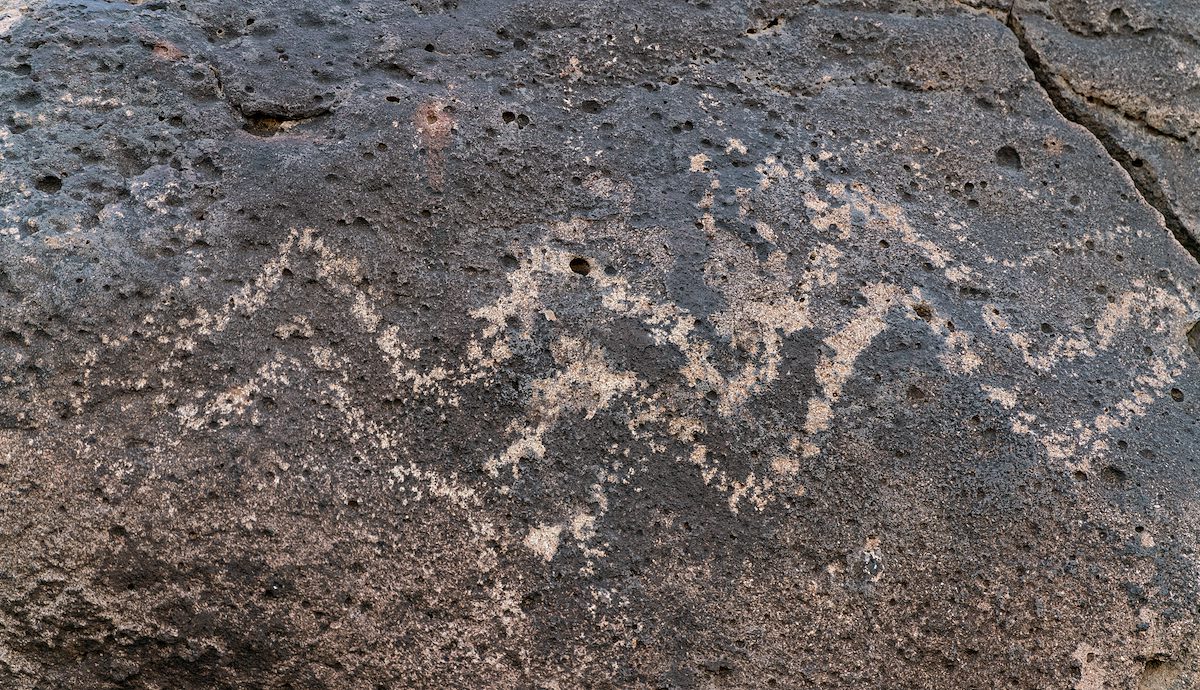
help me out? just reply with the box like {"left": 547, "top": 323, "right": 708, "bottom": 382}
{"left": 1005, "top": 7, "right": 1200, "bottom": 265}
{"left": 205, "top": 62, "right": 332, "bottom": 136}
{"left": 237, "top": 108, "right": 332, "bottom": 136}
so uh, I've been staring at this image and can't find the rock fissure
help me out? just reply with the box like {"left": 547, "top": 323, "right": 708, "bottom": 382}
{"left": 1005, "top": 8, "right": 1200, "bottom": 265}
{"left": 1071, "top": 85, "right": 1191, "bottom": 144}
{"left": 205, "top": 60, "right": 329, "bottom": 135}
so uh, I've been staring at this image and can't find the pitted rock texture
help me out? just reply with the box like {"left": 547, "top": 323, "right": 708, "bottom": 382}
{"left": 1011, "top": 0, "right": 1200, "bottom": 256}
{"left": 1, "top": 1, "right": 1199, "bottom": 688}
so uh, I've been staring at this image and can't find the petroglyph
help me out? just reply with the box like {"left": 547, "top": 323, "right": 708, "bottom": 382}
{"left": 5, "top": 1, "right": 1200, "bottom": 686}
{"left": 122, "top": 141, "right": 1199, "bottom": 540}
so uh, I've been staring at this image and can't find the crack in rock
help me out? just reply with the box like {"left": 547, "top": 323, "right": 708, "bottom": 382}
{"left": 1005, "top": 8, "right": 1200, "bottom": 265}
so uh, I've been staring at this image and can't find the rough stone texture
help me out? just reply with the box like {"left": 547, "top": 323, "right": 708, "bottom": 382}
{"left": 1012, "top": 0, "right": 1200, "bottom": 256}
{"left": 1, "top": 0, "right": 1199, "bottom": 688}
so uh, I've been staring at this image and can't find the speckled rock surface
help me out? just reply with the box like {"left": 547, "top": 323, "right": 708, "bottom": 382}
{"left": 1, "top": 1, "right": 1199, "bottom": 688}
{"left": 1011, "top": 0, "right": 1200, "bottom": 256}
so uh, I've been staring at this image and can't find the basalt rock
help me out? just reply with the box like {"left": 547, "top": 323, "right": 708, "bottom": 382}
{"left": 1010, "top": 0, "right": 1200, "bottom": 258}
{"left": 1, "top": 1, "right": 1198, "bottom": 688}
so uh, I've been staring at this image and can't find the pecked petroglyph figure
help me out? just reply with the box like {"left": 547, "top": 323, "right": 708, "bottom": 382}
{"left": 54, "top": 142, "right": 1195, "bottom": 573}
{"left": 4, "top": 0, "right": 1200, "bottom": 685}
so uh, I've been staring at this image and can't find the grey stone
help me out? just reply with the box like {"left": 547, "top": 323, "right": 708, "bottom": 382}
{"left": 0, "top": 0, "right": 1198, "bottom": 687}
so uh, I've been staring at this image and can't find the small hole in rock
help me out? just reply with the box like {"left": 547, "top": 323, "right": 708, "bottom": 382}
{"left": 1170, "top": 388, "right": 1184, "bottom": 402}
{"left": 1100, "top": 465, "right": 1128, "bottom": 484}
{"left": 1188, "top": 321, "right": 1200, "bottom": 359}
{"left": 569, "top": 257, "right": 591, "bottom": 275}
{"left": 995, "top": 145, "right": 1022, "bottom": 169}
{"left": 35, "top": 175, "right": 62, "bottom": 193}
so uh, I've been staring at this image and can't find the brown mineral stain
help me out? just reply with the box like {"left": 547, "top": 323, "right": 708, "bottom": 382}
{"left": 414, "top": 99, "right": 453, "bottom": 191}
{"left": 151, "top": 41, "right": 186, "bottom": 61}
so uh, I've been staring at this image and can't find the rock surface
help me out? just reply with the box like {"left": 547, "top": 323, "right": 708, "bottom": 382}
{"left": 1012, "top": 0, "right": 1200, "bottom": 256}
{"left": 1, "top": 0, "right": 1199, "bottom": 688}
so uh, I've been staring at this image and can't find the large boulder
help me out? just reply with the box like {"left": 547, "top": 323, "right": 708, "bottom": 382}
{"left": 0, "top": 0, "right": 1197, "bottom": 687}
